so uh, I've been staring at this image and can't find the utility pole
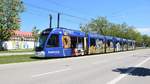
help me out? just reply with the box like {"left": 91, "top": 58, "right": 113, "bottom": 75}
{"left": 49, "top": 14, "right": 52, "bottom": 28}
{"left": 57, "top": 13, "right": 60, "bottom": 28}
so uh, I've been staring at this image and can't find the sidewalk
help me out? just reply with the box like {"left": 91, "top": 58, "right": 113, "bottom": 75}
{"left": 0, "top": 52, "right": 34, "bottom": 56}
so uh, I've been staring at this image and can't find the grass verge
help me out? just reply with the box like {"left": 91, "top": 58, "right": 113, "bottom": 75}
{"left": 0, "top": 49, "right": 34, "bottom": 53}
{"left": 1, "top": 48, "right": 148, "bottom": 64}
{"left": 0, "top": 55, "right": 49, "bottom": 64}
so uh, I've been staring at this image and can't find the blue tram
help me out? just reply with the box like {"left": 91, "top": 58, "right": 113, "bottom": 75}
{"left": 114, "top": 37, "right": 123, "bottom": 52}
{"left": 88, "top": 33, "right": 105, "bottom": 54}
{"left": 104, "top": 36, "right": 116, "bottom": 53}
{"left": 127, "top": 40, "right": 136, "bottom": 50}
{"left": 35, "top": 27, "right": 136, "bottom": 57}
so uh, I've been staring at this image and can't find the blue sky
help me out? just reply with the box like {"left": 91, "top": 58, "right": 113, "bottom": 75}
{"left": 20, "top": 0, "right": 150, "bottom": 35}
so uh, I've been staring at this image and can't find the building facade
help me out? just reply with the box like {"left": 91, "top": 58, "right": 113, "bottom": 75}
{"left": 3, "top": 31, "right": 35, "bottom": 50}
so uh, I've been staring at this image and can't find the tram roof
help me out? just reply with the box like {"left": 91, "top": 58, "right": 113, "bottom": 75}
{"left": 42, "top": 28, "right": 135, "bottom": 42}
{"left": 51, "top": 27, "right": 86, "bottom": 37}
{"left": 105, "top": 36, "right": 114, "bottom": 41}
{"left": 88, "top": 33, "right": 104, "bottom": 39}
{"left": 128, "top": 39, "right": 136, "bottom": 43}
{"left": 114, "top": 37, "right": 122, "bottom": 42}
{"left": 122, "top": 38, "right": 128, "bottom": 43}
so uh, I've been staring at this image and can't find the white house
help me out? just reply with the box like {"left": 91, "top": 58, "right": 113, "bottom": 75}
{"left": 3, "top": 30, "right": 35, "bottom": 50}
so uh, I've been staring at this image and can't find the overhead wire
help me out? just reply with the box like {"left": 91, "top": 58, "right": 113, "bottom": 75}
{"left": 44, "top": 0, "right": 91, "bottom": 17}
{"left": 24, "top": 2, "right": 90, "bottom": 21}
{"left": 23, "top": 8, "right": 82, "bottom": 26}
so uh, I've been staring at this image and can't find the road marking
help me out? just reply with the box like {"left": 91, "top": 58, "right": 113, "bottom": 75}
{"left": 92, "top": 55, "right": 132, "bottom": 65}
{"left": 107, "top": 56, "right": 150, "bottom": 84}
{"left": 32, "top": 68, "right": 71, "bottom": 78}
{"left": 92, "top": 60, "right": 108, "bottom": 65}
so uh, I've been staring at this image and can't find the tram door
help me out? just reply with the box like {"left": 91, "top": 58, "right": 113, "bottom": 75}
{"left": 70, "top": 36, "right": 85, "bottom": 56}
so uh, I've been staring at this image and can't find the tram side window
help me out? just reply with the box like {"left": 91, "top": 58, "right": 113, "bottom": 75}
{"left": 130, "top": 42, "right": 132, "bottom": 46}
{"left": 90, "top": 38, "right": 96, "bottom": 46}
{"left": 70, "top": 36, "right": 77, "bottom": 48}
{"left": 47, "top": 34, "right": 59, "bottom": 47}
{"left": 107, "top": 41, "right": 110, "bottom": 47}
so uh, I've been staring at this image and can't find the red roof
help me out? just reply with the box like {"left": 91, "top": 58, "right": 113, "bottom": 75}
{"left": 14, "top": 31, "right": 33, "bottom": 37}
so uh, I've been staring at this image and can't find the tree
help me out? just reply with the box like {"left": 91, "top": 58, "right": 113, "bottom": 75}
{"left": 80, "top": 17, "right": 110, "bottom": 35}
{"left": 0, "top": 0, "right": 24, "bottom": 50}
{"left": 32, "top": 26, "right": 40, "bottom": 49}
{"left": 80, "top": 24, "right": 90, "bottom": 34}
{"left": 142, "top": 35, "right": 150, "bottom": 47}
{"left": 80, "top": 16, "right": 146, "bottom": 47}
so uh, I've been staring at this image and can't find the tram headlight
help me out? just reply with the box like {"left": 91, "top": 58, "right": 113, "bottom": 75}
{"left": 35, "top": 51, "right": 45, "bottom": 57}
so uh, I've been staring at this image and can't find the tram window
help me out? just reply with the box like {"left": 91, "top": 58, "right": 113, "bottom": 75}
{"left": 110, "top": 42, "right": 114, "bottom": 48}
{"left": 90, "top": 38, "right": 96, "bottom": 46}
{"left": 107, "top": 41, "right": 110, "bottom": 47}
{"left": 70, "top": 36, "right": 84, "bottom": 49}
{"left": 130, "top": 42, "right": 132, "bottom": 46}
{"left": 47, "top": 34, "right": 59, "bottom": 47}
{"left": 70, "top": 36, "right": 77, "bottom": 48}
{"left": 77, "top": 37, "right": 84, "bottom": 49}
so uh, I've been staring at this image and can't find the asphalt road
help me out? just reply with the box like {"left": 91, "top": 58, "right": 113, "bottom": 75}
{"left": 0, "top": 49, "right": 150, "bottom": 84}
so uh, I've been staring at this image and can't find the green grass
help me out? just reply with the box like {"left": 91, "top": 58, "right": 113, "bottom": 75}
{"left": 0, "top": 49, "right": 34, "bottom": 53}
{"left": 0, "top": 48, "right": 148, "bottom": 64}
{"left": 0, "top": 55, "right": 49, "bottom": 64}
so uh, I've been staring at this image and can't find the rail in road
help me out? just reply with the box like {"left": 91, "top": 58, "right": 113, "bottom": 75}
{"left": 0, "top": 49, "right": 150, "bottom": 84}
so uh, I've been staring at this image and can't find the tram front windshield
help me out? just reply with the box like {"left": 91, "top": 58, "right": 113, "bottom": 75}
{"left": 37, "top": 34, "right": 48, "bottom": 48}
{"left": 36, "top": 28, "right": 52, "bottom": 51}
